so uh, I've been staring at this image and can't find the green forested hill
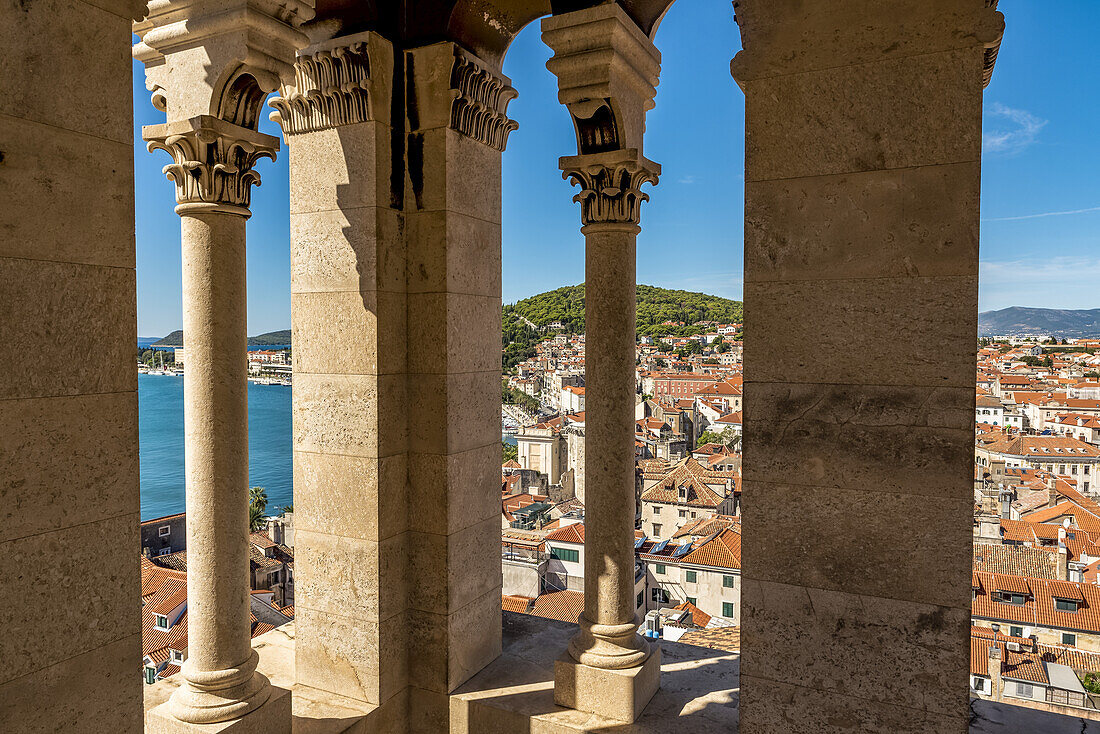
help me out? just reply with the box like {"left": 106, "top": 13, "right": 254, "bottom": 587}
{"left": 502, "top": 284, "right": 743, "bottom": 371}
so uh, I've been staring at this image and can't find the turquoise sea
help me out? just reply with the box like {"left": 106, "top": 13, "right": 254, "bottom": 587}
{"left": 139, "top": 373, "right": 293, "bottom": 520}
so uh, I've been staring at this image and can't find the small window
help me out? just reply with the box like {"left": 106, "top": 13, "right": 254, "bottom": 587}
{"left": 652, "top": 523, "right": 662, "bottom": 536}
{"left": 550, "top": 547, "right": 579, "bottom": 564}
{"left": 171, "top": 649, "right": 183, "bottom": 662}
{"left": 1063, "top": 632, "right": 1077, "bottom": 646}
{"left": 155, "top": 615, "right": 169, "bottom": 630}
{"left": 678, "top": 510, "right": 687, "bottom": 518}
{"left": 722, "top": 601, "right": 734, "bottom": 618}
{"left": 685, "top": 570, "right": 697, "bottom": 583}
{"left": 686, "top": 596, "right": 697, "bottom": 606}
{"left": 654, "top": 564, "right": 666, "bottom": 575}
{"left": 723, "top": 575, "right": 735, "bottom": 588}
{"left": 1010, "top": 625, "right": 1023, "bottom": 638}
{"left": 145, "top": 666, "right": 156, "bottom": 685}
{"left": 637, "top": 591, "right": 644, "bottom": 608}
{"left": 651, "top": 588, "right": 669, "bottom": 603}
{"left": 653, "top": 506, "right": 661, "bottom": 515}
{"left": 158, "top": 525, "right": 171, "bottom": 537}
{"left": 1056, "top": 599, "right": 1079, "bottom": 612}
{"left": 1016, "top": 682, "right": 1034, "bottom": 698}
{"left": 972, "top": 676, "right": 986, "bottom": 693}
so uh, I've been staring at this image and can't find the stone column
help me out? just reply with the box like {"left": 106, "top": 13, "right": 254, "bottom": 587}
{"left": 144, "top": 115, "right": 283, "bottom": 727}
{"left": 733, "top": 2, "right": 1003, "bottom": 732}
{"left": 543, "top": 6, "right": 662, "bottom": 723}
{"left": 404, "top": 42, "right": 517, "bottom": 729}
{"left": 269, "top": 32, "right": 412, "bottom": 729}
{"left": 133, "top": 2, "right": 311, "bottom": 730}
{"left": 0, "top": 0, "right": 144, "bottom": 731}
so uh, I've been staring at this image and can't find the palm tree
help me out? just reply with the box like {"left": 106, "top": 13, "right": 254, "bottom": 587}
{"left": 248, "top": 486, "right": 268, "bottom": 532}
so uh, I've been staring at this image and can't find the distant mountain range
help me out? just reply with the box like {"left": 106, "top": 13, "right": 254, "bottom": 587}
{"left": 979, "top": 307, "right": 1100, "bottom": 338}
{"left": 152, "top": 329, "right": 291, "bottom": 347}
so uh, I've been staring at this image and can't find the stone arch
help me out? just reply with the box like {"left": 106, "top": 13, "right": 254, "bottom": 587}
{"left": 216, "top": 68, "right": 270, "bottom": 130}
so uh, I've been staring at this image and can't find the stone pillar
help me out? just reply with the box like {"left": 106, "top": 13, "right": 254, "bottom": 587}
{"left": 404, "top": 42, "right": 517, "bottom": 729}
{"left": 143, "top": 117, "right": 281, "bottom": 725}
{"left": 0, "top": 0, "right": 144, "bottom": 731}
{"left": 542, "top": 6, "right": 662, "bottom": 723}
{"left": 134, "top": 2, "right": 311, "bottom": 730}
{"left": 269, "top": 32, "right": 412, "bottom": 729}
{"left": 734, "top": 2, "right": 1003, "bottom": 732}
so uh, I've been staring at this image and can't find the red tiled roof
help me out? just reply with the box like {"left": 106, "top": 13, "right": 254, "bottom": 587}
{"left": 545, "top": 523, "right": 585, "bottom": 545}
{"left": 680, "top": 529, "right": 742, "bottom": 570}
{"left": 529, "top": 590, "right": 584, "bottom": 625}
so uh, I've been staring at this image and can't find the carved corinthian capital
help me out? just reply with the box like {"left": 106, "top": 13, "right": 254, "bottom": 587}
{"left": 269, "top": 35, "right": 373, "bottom": 135}
{"left": 449, "top": 48, "right": 519, "bottom": 152}
{"left": 561, "top": 150, "right": 660, "bottom": 227}
{"left": 144, "top": 115, "right": 280, "bottom": 216}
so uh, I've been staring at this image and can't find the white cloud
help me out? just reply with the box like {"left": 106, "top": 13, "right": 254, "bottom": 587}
{"left": 678, "top": 175, "right": 696, "bottom": 185}
{"left": 979, "top": 256, "right": 1100, "bottom": 311}
{"left": 983, "top": 102, "right": 1047, "bottom": 155}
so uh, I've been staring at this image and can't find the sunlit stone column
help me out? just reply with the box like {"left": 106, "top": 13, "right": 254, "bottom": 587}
{"left": 543, "top": 5, "right": 662, "bottom": 723}
{"left": 144, "top": 117, "right": 280, "bottom": 725}
{"left": 133, "top": 1, "right": 311, "bottom": 730}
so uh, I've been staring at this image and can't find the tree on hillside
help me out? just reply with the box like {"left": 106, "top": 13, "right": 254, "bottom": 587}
{"left": 502, "top": 441, "right": 518, "bottom": 464}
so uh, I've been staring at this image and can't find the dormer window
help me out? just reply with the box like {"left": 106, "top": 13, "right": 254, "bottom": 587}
{"left": 171, "top": 648, "right": 183, "bottom": 663}
{"left": 158, "top": 525, "right": 171, "bottom": 537}
{"left": 996, "top": 592, "right": 1027, "bottom": 605}
{"left": 1055, "top": 598, "right": 1080, "bottom": 612}
{"left": 155, "top": 614, "right": 170, "bottom": 630}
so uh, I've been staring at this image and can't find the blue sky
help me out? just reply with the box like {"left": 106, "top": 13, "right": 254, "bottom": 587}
{"left": 133, "top": 0, "right": 1100, "bottom": 336}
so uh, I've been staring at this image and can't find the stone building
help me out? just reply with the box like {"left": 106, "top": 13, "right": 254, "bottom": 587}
{"left": 5, "top": 0, "right": 1060, "bottom": 732}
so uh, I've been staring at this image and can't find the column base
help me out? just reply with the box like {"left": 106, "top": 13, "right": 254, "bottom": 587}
{"left": 553, "top": 647, "right": 661, "bottom": 723}
{"left": 147, "top": 683, "right": 291, "bottom": 734}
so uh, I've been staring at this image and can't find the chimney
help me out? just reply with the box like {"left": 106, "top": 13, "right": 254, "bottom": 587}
{"left": 988, "top": 627, "right": 1003, "bottom": 702}
{"left": 1058, "top": 525, "right": 1069, "bottom": 580}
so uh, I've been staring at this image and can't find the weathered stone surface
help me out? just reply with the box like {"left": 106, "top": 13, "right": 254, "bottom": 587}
{"left": 295, "top": 607, "right": 407, "bottom": 705}
{"left": 745, "top": 48, "right": 983, "bottom": 182}
{"left": 743, "top": 481, "right": 972, "bottom": 609}
{"left": 0, "top": 632, "right": 141, "bottom": 734}
{"left": 0, "top": 512, "right": 140, "bottom": 684}
{"left": 146, "top": 686, "right": 291, "bottom": 733}
{"left": 743, "top": 276, "right": 977, "bottom": 388}
{"left": 0, "top": 116, "right": 135, "bottom": 268}
{"left": 293, "top": 451, "right": 407, "bottom": 541}
{"left": 408, "top": 293, "right": 502, "bottom": 374}
{"left": 287, "top": 123, "right": 387, "bottom": 214}
{"left": 741, "top": 578, "right": 970, "bottom": 716}
{"left": 408, "top": 587, "right": 502, "bottom": 693}
{"left": 740, "top": 673, "right": 968, "bottom": 734}
{"left": 742, "top": 382, "right": 975, "bottom": 496}
{"left": 292, "top": 373, "right": 407, "bottom": 458}
{"left": 408, "top": 128, "right": 503, "bottom": 222}
{"left": 405, "top": 211, "right": 502, "bottom": 297}
{"left": 0, "top": 0, "right": 133, "bottom": 144}
{"left": 0, "top": 392, "right": 138, "bottom": 544}
{"left": 0, "top": 258, "right": 136, "bottom": 400}
{"left": 407, "top": 444, "right": 500, "bottom": 536}
{"left": 407, "top": 516, "right": 503, "bottom": 613}
{"left": 290, "top": 206, "right": 405, "bottom": 294}
{"left": 407, "top": 370, "right": 501, "bottom": 455}
{"left": 291, "top": 290, "right": 407, "bottom": 376}
{"left": 554, "top": 649, "right": 661, "bottom": 723}
{"left": 744, "top": 163, "right": 979, "bottom": 283}
{"left": 295, "top": 529, "right": 407, "bottom": 623}
{"left": 732, "top": 2, "right": 1001, "bottom": 82}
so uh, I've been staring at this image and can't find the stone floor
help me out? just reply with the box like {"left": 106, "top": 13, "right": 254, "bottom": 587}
{"left": 143, "top": 614, "right": 1100, "bottom": 733}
